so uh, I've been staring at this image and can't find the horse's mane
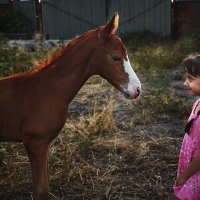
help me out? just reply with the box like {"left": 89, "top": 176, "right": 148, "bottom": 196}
{"left": 33, "top": 27, "right": 100, "bottom": 73}
{"left": 1, "top": 27, "right": 102, "bottom": 80}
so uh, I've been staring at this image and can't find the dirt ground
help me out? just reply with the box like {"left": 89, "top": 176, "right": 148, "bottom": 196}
{"left": 0, "top": 66, "right": 195, "bottom": 200}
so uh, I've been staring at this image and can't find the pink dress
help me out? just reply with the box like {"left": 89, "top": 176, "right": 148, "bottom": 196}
{"left": 174, "top": 98, "right": 200, "bottom": 200}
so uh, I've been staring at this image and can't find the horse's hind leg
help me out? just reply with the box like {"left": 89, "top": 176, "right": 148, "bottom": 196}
{"left": 24, "top": 140, "right": 49, "bottom": 200}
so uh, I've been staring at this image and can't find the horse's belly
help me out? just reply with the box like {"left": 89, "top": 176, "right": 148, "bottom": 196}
{"left": 0, "top": 123, "right": 22, "bottom": 142}
{"left": 0, "top": 133, "right": 21, "bottom": 142}
{"left": 0, "top": 112, "right": 22, "bottom": 142}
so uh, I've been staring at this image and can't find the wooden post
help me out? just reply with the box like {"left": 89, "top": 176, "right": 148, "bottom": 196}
{"left": 35, "top": 0, "right": 42, "bottom": 33}
{"left": 105, "top": 0, "right": 111, "bottom": 22}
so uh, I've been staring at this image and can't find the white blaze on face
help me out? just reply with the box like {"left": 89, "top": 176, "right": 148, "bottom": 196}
{"left": 123, "top": 56, "right": 141, "bottom": 97}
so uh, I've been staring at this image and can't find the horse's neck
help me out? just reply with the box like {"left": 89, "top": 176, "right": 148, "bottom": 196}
{"left": 38, "top": 36, "right": 96, "bottom": 104}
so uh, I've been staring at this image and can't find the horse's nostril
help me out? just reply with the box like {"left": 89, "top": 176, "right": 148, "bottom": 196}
{"left": 124, "top": 92, "right": 130, "bottom": 99}
{"left": 137, "top": 87, "right": 140, "bottom": 95}
{"left": 133, "top": 87, "right": 140, "bottom": 98}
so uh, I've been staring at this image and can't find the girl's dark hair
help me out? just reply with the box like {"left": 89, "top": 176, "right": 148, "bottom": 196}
{"left": 182, "top": 55, "right": 200, "bottom": 77}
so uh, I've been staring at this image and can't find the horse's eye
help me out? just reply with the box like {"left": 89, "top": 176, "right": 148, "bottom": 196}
{"left": 112, "top": 55, "right": 121, "bottom": 61}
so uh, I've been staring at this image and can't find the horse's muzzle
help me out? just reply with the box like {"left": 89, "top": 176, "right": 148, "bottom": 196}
{"left": 124, "top": 87, "right": 140, "bottom": 99}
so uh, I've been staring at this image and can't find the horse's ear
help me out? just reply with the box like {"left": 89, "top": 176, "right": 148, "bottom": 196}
{"left": 99, "top": 12, "right": 119, "bottom": 39}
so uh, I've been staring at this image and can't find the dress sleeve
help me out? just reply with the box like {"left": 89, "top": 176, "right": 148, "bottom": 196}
{"left": 192, "top": 98, "right": 200, "bottom": 111}
{"left": 192, "top": 118, "right": 200, "bottom": 157}
{"left": 194, "top": 98, "right": 200, "bottom": 110}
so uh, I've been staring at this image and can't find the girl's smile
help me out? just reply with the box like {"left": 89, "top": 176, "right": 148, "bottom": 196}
{"left": 184, "top": 73, "right": 200, "bottom": 96}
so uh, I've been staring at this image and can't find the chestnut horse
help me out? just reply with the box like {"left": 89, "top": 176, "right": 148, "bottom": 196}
{"left": 0, "top": 13, "right": 141, "bottom": 199}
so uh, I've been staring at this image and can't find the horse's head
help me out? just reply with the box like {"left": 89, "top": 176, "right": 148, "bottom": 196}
{"left": 92, "top": 13, "right": 141, "bottom": 99}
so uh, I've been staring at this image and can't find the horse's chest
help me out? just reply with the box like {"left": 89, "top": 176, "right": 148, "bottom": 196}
{"left": 22, "top": 101, "right": 68, "bottom": 141}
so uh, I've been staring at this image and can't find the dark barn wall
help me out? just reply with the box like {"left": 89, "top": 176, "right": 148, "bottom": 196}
{"left": 173, "top": 0, "right": 200, "bottom": 36}
{"left": 0, "top": 0, "right": 12, "bottom": 12}
{"left": 1, "top": 0, "right": 172, "bottom": 39}
{"left": 41, "top": 0, "right": 171, "bottom": 39}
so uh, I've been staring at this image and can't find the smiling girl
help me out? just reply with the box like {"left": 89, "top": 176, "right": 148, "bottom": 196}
{"left": 174, "top": 55, "right": 200, "bottom": 200}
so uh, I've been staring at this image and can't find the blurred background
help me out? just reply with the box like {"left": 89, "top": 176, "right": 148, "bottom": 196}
{"left": 0, "top": 1, "right": 200, "bottom": 200}
{"left": 0, "top": 0, "right": 200, "bottom": 39}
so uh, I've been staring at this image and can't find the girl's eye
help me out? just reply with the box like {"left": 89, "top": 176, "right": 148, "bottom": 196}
{"left": 186, "top": 77, "right": 192, "bottom": 82}
{"left": 188, "top": 77, "right": 193, "bottom": 81}
{"left": 186, "top": 74, "right": 195, "bottom": 82}
{"left": 187, "top": 77, "right": 196, "bottom": 83}
{"left": 111, "top": 55, "right": 121, "bottom": 61}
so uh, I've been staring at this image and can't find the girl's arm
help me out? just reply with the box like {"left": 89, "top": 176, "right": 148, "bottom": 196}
{"left": 175, "top": 153, "right": 200, "bottom": 186}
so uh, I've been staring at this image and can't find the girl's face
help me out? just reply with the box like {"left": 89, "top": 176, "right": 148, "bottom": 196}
{"left": 184, "top": 73, "right": 200, "bottom": 96}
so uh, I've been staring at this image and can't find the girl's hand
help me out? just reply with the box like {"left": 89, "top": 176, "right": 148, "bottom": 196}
{"left": 175, "top": 175, "right": 187, "bottom": 187}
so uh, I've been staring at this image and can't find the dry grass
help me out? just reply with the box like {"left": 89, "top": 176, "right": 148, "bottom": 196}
{"left": 0, "top": 34, "right": 197, "bottom": 199}
{"left": 0, "top": 68, "right": 192, "bottom": 199}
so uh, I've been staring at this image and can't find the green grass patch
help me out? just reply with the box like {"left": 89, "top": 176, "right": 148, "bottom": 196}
{"left": 0, "top": 39, "right": 57, "bottom": 77}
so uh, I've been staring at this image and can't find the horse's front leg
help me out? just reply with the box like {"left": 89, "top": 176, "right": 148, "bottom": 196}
{"left": 24, "top": 139, "right": 49, "bottom": 200}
